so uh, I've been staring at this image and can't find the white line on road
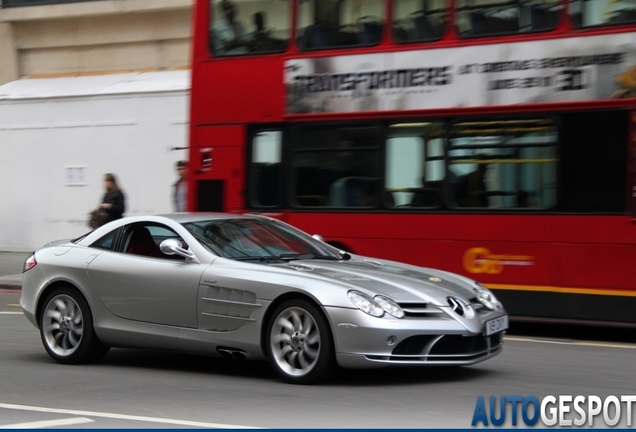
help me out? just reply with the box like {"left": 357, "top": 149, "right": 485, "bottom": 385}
{"left": 0, "top": 403, "right": 258, "bottom": 429}
{"left": 0, "top": 312, "right": 22, "bottom": 315}
{"left": 505, "top": 335, "right": 636, "bottom": 349}
{"left": 0, "top": 416, "right": 94, "bottom": 429}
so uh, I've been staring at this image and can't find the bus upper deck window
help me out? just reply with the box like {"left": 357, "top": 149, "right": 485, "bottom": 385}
{"left": 570, "top": 0, "right": 636, "bottom": 27}
{"left": 455, "top": 0, "right": 559, "bottom": 37}
{"left": 297, "top": 0, "right": 385, "bottom": 50}
{"left": 393, "top": 0, "right": 447, "bottom": 42}
{"left": 209, "top": 0, "right": 290, "bottom": 57}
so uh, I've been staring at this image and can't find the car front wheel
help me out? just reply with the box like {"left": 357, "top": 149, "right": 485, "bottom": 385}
{"left": 266, "top": 299, "right": 336, "bottom": 384}
{"left": 39, "top": 287, "right": 109, "bottom": 364}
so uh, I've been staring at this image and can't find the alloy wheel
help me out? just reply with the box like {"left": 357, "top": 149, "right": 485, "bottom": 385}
{"left": 42, "top": 294, "right": 84, "bottom": 357}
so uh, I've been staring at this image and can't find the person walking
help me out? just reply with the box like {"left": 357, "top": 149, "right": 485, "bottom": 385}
{"left": 89, "top": 173, "right": 126, "bottom": 228}
{"left": 173, "top": 160, "right": 188, "bottom": 212}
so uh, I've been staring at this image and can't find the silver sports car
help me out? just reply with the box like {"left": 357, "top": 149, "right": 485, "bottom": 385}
{"left": 21, "top": 213, "right": 508, "bottom": 384}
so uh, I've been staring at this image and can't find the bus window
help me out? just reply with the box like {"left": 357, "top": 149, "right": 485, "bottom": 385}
{"left": 297, "top": 0, "right": 385, "bottom": 50}
{"left": 210, "top": 0, "right": 290, "bottom": 56}
{"left": 455, "top": 0, "right": 559, "bottom": 37}
{"left": 393, "top": 0, "right": 448, "bottom": 42}
{"left": 570, "top": 0, "right": 636, "bottom": 27}
{"left": 250, "top": 130, "right": 283, "bottom": 207}
{"left": 386, "top": 122, "right": 446, "bottom": 208}
{"left": 448, "top": 119, "right": 558, "bottom": 209}
{"left": 291, "top": 124, "right": 381, "bottom": 207}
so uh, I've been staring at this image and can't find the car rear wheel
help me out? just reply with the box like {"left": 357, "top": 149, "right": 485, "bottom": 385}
{"left": 40, "top": 287, "right": 109, "bottom": 364}
{"left": 266, "top": 299, "right": 336, "bottom": 384}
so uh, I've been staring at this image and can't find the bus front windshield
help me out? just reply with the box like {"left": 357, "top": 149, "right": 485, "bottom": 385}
{"left": 182, "top": 218, "right": 343, "bottom": 261}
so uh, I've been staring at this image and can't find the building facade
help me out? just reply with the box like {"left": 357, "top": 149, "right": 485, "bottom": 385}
{"left": 0, "top": 0, "right": 193, "bottom": 85}
{"left": 0, "top": 0, "right": 194, "bottom": 251}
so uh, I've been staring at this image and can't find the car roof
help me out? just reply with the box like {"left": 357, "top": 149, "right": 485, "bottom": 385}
{"left": 155, "top": 212, "right": 261, "bottom": 223}
{"left": 75, "top": 213, "right": 271, "bottom": 246}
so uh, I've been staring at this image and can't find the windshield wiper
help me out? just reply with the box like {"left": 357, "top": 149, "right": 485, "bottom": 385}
{"left": 234, "top": 253, "right": 345, "bottom": 262}
{"left": 233, "top": 256, "right": 283, "bottom": 262}
{"left": 233, "top": 254, "right": 313, "bottom": 262}
{"left": 232, "top": 253, "right": 318, "bottom": 262}
{"left": 310, "top": 255, "right": 343, "bottom": 261}
{"left": 278, "top": 253, "right": 314, "bottom": 261}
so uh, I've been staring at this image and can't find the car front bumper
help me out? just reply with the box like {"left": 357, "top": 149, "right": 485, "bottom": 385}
{"left": 325, "top": 306, "right": 506, "bottom": 369}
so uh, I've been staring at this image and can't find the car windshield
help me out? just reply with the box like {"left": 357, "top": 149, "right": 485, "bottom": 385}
{"left": 182, "top": 218, "right": 342, "bottom": 261}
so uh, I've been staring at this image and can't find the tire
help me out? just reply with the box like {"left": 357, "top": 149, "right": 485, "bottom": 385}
{"left": 39, "top": 287, "right": 110, "bottom": 364}
{"left": 266, "top": 299, "right": 336, "bottom": 384}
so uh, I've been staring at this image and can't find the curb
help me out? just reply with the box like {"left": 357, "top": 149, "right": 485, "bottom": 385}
{"left": 0, "top": 275, "right": 22, "bottom": 290}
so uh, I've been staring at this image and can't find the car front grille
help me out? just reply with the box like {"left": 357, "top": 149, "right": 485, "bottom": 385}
{"left": 398, "top": 302, "right": 446, "bottom": 318}
{"left": 398, "top": 299, "right": 490, "bottom": 319}
{"left": 365, "top": 332, "right": 504, "bottom": 364}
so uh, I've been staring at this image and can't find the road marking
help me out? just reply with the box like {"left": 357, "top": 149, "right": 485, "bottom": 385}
{"left": 0, "top": 312, "right": 22, "bottom": 315}
{"left": 7, "top": 304, "right": 20, "bottom": 307}
{"left": 505, "top": 335, "right": 636, "bottom": 349}
{"left": 0, "top": 403, "right": 258, "bottom": 429}
{"left": 0, "top": 417, "right": 94, "bottom": 429}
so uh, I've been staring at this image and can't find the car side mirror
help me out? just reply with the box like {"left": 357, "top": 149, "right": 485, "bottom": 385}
{"left": 160, "top": 238, "right": 193, "bottom": 259}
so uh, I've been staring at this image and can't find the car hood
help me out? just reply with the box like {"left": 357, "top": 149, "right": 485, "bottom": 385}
{"left": 270, "top": 258, "right": 480, "bottom": 306}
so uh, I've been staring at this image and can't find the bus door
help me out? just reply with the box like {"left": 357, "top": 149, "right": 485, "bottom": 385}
{"left": 191, "top": 125, "right": 246, "bottom": 212}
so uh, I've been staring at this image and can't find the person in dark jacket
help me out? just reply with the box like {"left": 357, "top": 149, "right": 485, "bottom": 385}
{"left": 173, "top": 160, "right": 188, "bottom": 212}
{"left": 89, "top": 173, "right": 125, "bottom": 228}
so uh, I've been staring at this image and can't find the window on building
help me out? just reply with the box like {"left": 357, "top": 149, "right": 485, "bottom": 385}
{"left": 209, "top": 0, "right": 290, "bottom": 56}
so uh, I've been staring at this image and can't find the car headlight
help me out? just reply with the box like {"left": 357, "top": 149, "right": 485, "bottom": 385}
{"left": 347, "top": 291, "right": 384, "bottom": 317}
{"left": 374, "top": 295, "right": 405, "bottom": 319}
{"left": 347, "top": 291, "right": 405, "bottom": 318}
{"left": 473, "top": 282, "right": 499, "bottom": 310}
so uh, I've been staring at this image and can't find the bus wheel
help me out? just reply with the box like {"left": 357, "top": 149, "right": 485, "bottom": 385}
{"left": 266, "top": 299, "right": 336, "bottom": 384}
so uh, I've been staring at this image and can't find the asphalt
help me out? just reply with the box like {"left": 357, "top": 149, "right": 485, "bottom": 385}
{"left": 0, "top": 252, "right": 30, "bottom": 290}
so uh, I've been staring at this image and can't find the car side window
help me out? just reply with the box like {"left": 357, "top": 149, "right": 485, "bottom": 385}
{"left": 122, "top": 224, "right": 188, "bottom": 260}
{"left": 90, "top": 230, "right": 119, "bottom": 251}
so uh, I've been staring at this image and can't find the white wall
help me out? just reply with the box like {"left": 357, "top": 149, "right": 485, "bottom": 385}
{"left": 0, "top": 80, "right": 189, "bottom": 251}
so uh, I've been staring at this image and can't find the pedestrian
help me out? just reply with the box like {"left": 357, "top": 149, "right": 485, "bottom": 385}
{"left": 173, "top": 160, "right": 188, "bottom": 212}
{"left": 88, "top": 173, "right": 126, "bottom": 228}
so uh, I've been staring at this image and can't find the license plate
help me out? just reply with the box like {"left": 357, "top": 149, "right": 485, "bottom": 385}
{"left": 485, "top": 315, "right": 509, "bottom": 336}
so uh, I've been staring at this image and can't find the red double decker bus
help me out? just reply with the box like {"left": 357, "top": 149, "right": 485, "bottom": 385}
{"left": 189, "top": 0, "right": 636, "bottom": 325}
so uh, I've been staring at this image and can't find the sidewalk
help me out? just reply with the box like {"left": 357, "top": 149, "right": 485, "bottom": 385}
{"left": 0, "top": 252, "right": 30, "bottom": 290}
